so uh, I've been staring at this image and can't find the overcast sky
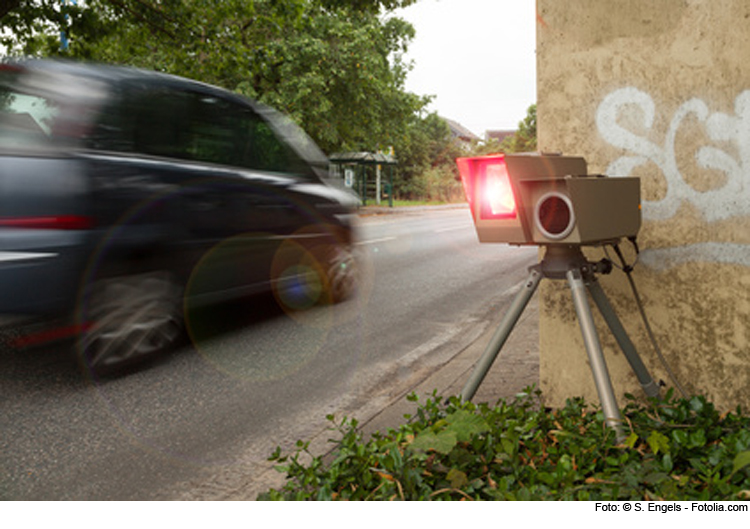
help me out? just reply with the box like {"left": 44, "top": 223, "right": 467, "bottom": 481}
{"left": 394, "top": 0, "right": 537, "bottom": 137}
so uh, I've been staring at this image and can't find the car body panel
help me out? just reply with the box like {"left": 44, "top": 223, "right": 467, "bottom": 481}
{"left": 0, "top": 59, "right": 358, "bottom": 340}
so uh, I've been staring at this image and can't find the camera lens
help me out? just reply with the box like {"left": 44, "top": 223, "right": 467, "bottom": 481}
{"left": 535, "top": 192, "right": 575, "bottom": 240}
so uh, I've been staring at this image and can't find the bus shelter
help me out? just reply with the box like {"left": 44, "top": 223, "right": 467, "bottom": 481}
{"left": 329, "top": 152, "right": 397, "bottom": 207}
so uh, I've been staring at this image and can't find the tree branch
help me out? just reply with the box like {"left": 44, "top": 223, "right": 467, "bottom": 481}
{"left": 104, "top": 0, "right": 178, "bottom": 40}
{"left": 0, "top": 0, "right": 24, "bottom": 20}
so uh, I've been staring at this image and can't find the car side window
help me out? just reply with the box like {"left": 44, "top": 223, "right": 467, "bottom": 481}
{"left": 187, "top": 94, "right": 315, "bottom": 178}
{"left": 91, "top": 82, "right": 314, "bottom": 179}
{"left": 238, "top": 111, "right": 306, "bottom": 175}
{"left": 185, "top": 94, "right": 242, "bottom": 166}
{"left": 134, "top": 88, "right": 190, "bottom": 159}
{"left": 91, "top": 85, "right": 190, "bottom": 158}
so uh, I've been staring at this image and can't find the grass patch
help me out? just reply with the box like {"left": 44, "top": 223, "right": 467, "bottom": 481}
{"left": 366, "top": 199, "right": 464, "bottom": 208}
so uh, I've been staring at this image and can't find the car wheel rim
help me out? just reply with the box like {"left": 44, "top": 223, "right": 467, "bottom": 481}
{"left": 326, "top": 244, "right": 357, "bottom": 302}
{"left": 80, "top": 271, "right": 183, "bottom": 374}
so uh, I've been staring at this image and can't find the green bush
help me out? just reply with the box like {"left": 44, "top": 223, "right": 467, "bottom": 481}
{"left": 394, "top": 162, "right": 463, "bottom": 203}
{"left": 258, "top": 388, "right": 750, "bottom": 500}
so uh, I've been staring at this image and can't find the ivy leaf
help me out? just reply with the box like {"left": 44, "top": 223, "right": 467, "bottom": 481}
{"left": 446, "top": 468, "right": 468, "bottom": 489}
{"left": 647, "top": 431, "right": 671, "bottom": 455}
{"left": 731, "top": 451, "right": 750, "bottom": 476}
{"left": 410, "top": 430, "right": 458, "bottom": 454}
{"left": 445, "top": 409, "right": 490, "bottom": 441}
{"left": 409, "top": 409, "right": 489, "bottom": 454}
{"left": 643, "top": 472, "right": 669, "bottom": 485}
{"left": 624, "top": 432, "right": 639, "bottom": 449}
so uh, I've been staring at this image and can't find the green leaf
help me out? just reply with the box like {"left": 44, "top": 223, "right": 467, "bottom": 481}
{"left": 409, "top": 409, "right": 489, "bottom": 455}
{"left": 648, "top": 431, "right": 671, "bottom": 455}
{"left": 446, "top": 468, "right": 468, "bottom": 489}
{"left": 689, "top": 396, "right": 705, "bottom": 414}
{"left": 671, "top": 429, "right": 689, "bottom": 447}
{"left": 662, "top": 453, "right": 674, "bottom": 473}
{"left": 731, "top": 451, "right": 750, "bottom": 475}
{"left": 501, "top": 437, "right": 517, "bottom": 456}
{"left": 688, "top": 429, "right": 707, "bottom": 449}
{"left": 260, "top": 391, "right": 750, "bottom": 501}
{"left": 410, "top": 430, "right": 458, "bottom": 454}
{"left": 445, "top": 409, "right": 490, "bottom": 441}
{"left": 643, "top": 472, "right": 669, "bottom": 485}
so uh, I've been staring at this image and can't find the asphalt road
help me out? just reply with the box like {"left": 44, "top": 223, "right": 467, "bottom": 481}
{"left": 0, "top": 205, "right": 537, "bottom": 500}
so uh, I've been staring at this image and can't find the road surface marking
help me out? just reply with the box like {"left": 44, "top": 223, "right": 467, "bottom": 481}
{"left": 355, "top": 236, "right": 397, "bottom": 246}
{"left": 434, "top": 225, "right": 469, "bottom": 234}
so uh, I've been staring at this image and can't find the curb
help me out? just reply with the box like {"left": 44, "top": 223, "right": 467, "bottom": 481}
{"left": 357, "top": 203, "right": 469, "bottom": 217}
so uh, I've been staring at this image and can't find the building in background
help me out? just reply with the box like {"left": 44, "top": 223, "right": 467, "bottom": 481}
{"left": 484, "top": 129, "right": 516, "bottom": 144}
{"left": 444, "top": 117, "right": 480, "bottom": 147}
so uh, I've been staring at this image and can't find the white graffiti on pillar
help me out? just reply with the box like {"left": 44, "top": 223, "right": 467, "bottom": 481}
{"left": 596, "top": 87, "right": 750, "bottom": 269}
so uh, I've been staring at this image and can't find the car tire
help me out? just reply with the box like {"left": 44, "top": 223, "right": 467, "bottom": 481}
{"left": 271, "top": 239, "right": 357, "bottom": 312}
{"left": 318, "top": 242, "right": 357, "bottom": 304}
{"left": 77, "top": 269, "right": 183, "bottom": 377}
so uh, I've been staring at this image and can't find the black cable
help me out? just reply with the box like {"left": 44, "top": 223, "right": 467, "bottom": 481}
{"left": 612, "top": 241, "right": 689, "bottom": 399}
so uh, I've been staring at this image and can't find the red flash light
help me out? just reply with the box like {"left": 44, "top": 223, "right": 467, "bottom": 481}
{"left": 457, "top": 154, "right": 517, "bottom": 220}
{"left": 482, "top": 161, "right": 516, "bottom": 219}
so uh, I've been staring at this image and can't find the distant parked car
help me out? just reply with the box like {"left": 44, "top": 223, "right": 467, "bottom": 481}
{"left": 0, "top": 59, "right": 359, "bottom": 376}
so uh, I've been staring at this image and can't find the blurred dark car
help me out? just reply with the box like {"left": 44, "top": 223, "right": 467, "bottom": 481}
{"left": 0, "top": 59, "right": 359, "bottom": 375}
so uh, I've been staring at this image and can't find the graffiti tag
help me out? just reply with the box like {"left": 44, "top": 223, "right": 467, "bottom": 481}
{"left": 596, "top": 87, "right": 750, "bottom": 268}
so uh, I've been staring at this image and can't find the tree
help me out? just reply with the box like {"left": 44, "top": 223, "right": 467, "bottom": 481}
{"left": 390, "top": 112, "right": 465, "bottom": 201}
{"left": 1, "top": 1, "right": 426, "bottom": 155}
{"left": 499, "top": 103, "right": 536, "bottom": 153}
{"left": 465, "top": 104, "right": 537, "bottom": 157}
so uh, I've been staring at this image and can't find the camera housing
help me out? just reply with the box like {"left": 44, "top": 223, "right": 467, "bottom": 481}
{"left": 456, "top": 153, "right": 641, "bottom": 246}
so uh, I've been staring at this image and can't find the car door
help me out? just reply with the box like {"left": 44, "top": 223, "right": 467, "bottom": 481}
{"left": 231, "top": 101, "right": 338, "bottom": 296}
{"left": 85, "top": 83, "right": 259, "bottom": 301}
{"left": 175, "top": 91, "right": 294, "bottom": 300}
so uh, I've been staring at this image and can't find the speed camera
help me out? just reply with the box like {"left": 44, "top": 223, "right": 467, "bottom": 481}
{"left": 456, "top": 153, "right": 641, "bottom": 245}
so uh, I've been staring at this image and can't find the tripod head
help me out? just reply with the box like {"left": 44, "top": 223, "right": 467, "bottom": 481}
{"left": 538, "top": 245, "right": 613, "bottom": 281}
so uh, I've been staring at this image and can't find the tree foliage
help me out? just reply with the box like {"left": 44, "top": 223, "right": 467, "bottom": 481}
{"left": 500, "top": 103, "right": 536, "bottom": 153}
{"left": 1, "top": 0, "right": 426, "bottom": 154}
{"left": 469, "top": 103, "right": 537, "bottom": 157}
{"left": 394, "top": 111, "right": 464, "bottom": 201}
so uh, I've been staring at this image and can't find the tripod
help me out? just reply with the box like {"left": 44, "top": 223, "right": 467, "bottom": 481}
{"left": 460, "top": 245, "right": 660, "bottom": 441}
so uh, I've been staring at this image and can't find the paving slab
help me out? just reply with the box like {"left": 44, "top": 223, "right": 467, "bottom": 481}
{"left": 359, "top": 297, "right": 540, "bottom": 437}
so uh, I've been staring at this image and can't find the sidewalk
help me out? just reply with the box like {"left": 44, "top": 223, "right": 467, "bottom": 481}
{"left": 358, "top": 297, "right": 539, "bottom": 438}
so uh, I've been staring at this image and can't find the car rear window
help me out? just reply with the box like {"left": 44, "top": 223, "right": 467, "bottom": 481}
{"left": 0, "top": 67, "right": 61, "bottom": 150}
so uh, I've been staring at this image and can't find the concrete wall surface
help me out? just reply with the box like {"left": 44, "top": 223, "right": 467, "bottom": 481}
{"left": 536, "top": 0, "right": 750, "bottom": 410}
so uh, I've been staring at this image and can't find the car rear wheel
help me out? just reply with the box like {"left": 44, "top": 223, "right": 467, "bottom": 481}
{"left": 320, "top": 242, "right": 357, "bottom": 304}
{"left": 77, "top": 270, "right": 183, "bottom": 377}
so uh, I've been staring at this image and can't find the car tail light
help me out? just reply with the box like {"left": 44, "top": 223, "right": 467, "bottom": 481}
{"left": 0, "top": 64, "right": 23, "bottom": 74}
{"left": 0, "top": 215, "right": 94, "bottom": 230}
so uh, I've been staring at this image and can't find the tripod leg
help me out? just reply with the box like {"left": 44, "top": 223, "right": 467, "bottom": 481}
{"left": 585, "top": 277, "right": 660, "bottom": 398}
{"left": 566, "top": 269, "right": 625, "bottom": 442}
{"left": 461, "top": 268, "right": 542, "bottom": 403}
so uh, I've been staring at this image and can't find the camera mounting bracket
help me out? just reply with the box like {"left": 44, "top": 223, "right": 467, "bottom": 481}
{"left": 460, "top": 244, "right": 660, "bottom": 442}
